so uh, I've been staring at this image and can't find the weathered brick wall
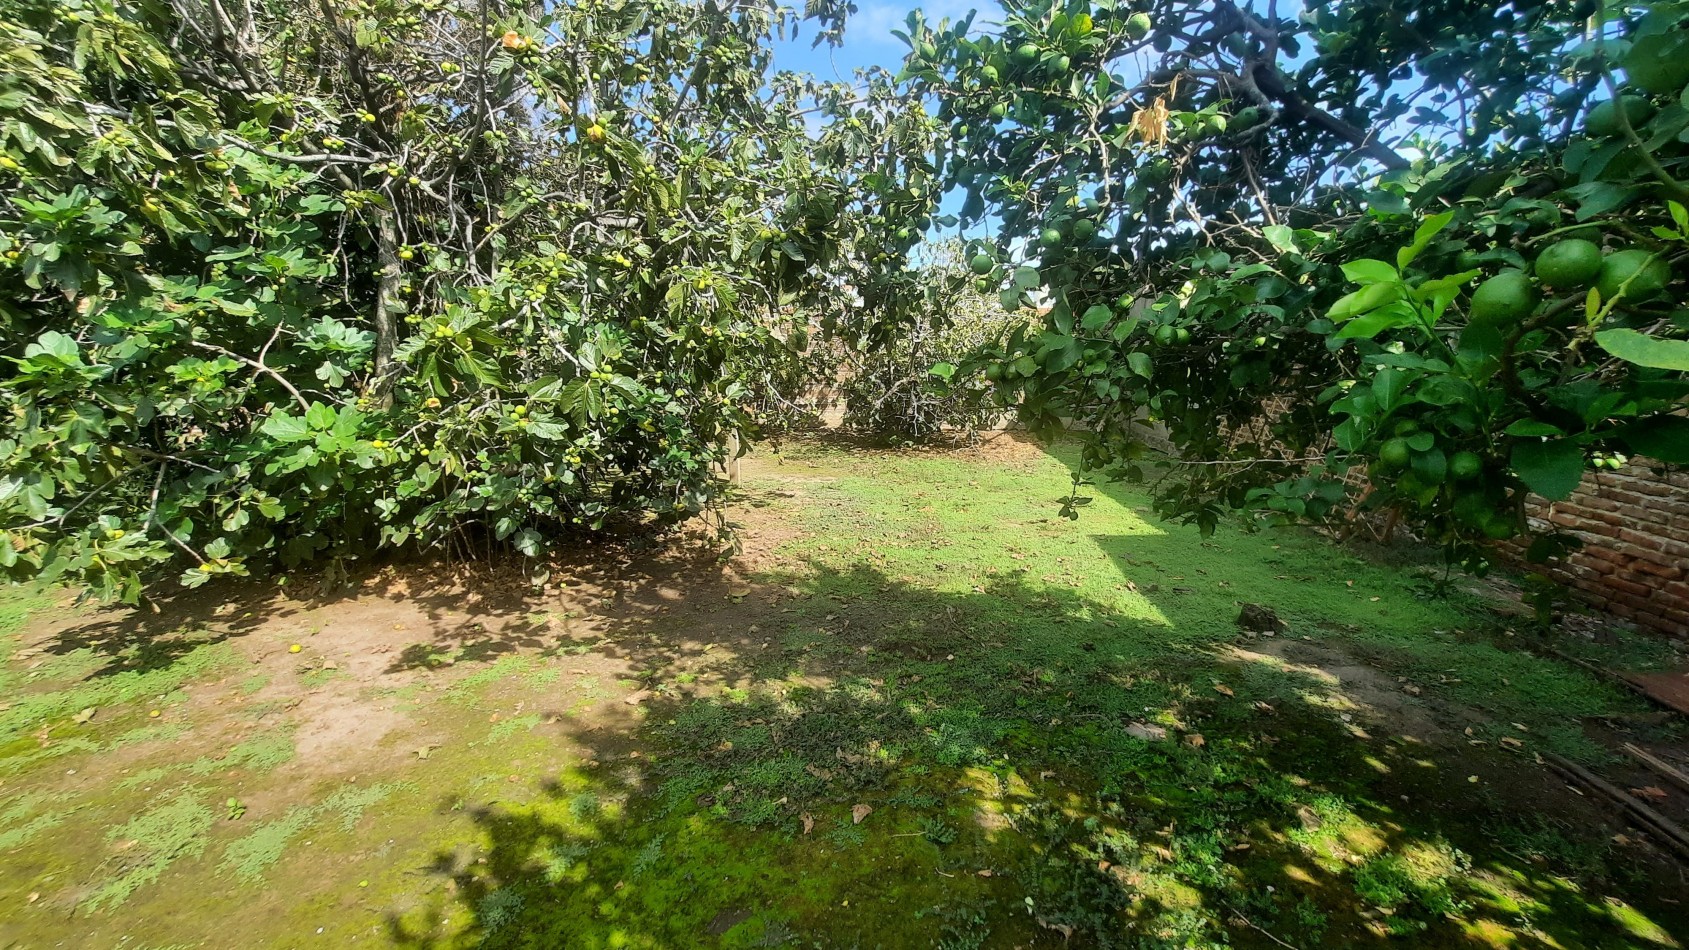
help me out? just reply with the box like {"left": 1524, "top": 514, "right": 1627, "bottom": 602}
{"left": 1119, "top": 402, "right": 1688, "bottom": 638}
{"left": 1523, "top": 462, "right": 1689, "bottom": 638}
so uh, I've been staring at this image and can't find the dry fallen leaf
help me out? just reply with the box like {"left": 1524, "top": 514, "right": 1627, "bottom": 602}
{"left": 415, "top": 744, "right": 438, "bottom": 760}
{"left": 976, "top": 869, "right": 993, "bottom": 878}
{"left": 1213, "top": 684, "right": 1234, "bottom": 697}
{"left": 802, "top": 814, "right": 814, "bottom": 835}
{"left": 851, "top": 804, "right": 872, "bottom": 825}
{"left": 1035, "top": 917, "right": 1073, "bottom": 938}
{"left": 1632, "top": 786, "right": 1669, "bottom": 801}
{"left": 72, "top": 707, "right": 95, "bottom": 724}
{"left": 1126, "top": 722, "right": 1168, "bottom": 742}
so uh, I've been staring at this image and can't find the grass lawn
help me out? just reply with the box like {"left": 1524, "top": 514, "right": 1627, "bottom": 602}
{"left": 1, "top": 434, "right": 1685, "bottom": 948}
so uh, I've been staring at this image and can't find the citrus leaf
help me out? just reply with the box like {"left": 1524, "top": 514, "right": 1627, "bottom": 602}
{"left": 1619, "top": 416, "right": 1689, "bottom": 464}
{"left": 1594, "top": 328, "right": 1689, "bottom": 370}
{"left": 1510, "top": 439, "right": 1584, "bottom": 500}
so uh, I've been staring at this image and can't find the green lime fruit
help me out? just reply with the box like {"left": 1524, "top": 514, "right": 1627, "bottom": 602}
{"left": 981, "top": 65, "right": 1000, "bottom": 84}
{"left": 1623, "top": 17, "right": 1689, "bottom": 93}
{"left": 1048, "top": 54, "right": 1071, "bottom": 76}
{"left": 1040, "top": 227, "right": 1064, "bottom": 247}
{"left": 1533, "top": 238, "right": 1603, "bottom": 289}
{"left": 1470, "top": 269, "right": 1538, "bottom": 324}
{"left": 1482, "top": 514, "right": 1518, "bottom": 541}
{"left": 969, "top": 253, "right": 995, "bottom": 275}
{"left": 1584, "top": 95, "right": 1655, "bottom": 137}
{"left": 1452, "top": 491, "right": 1489, "bottom": 526}
{"left": 1012, "top": 43, "right": 1040, "bottom": 65}
{"left": 989, "top": 102, "right": 1008, "bottom": 120}
{"left": 1450, "top": 451, "right": 1483, "bottom": 481}
{"left": 984, "top": 362, "right": 1006, "bottom": 383}
{"left": 1071, "top": 219, "right": 1097, "bottom": 241}
{"left": 1125, "top": 12, "right": 1152, "bottom": 40}
{"left": 1596, "top": 249, "right": 1672, "bottom": 303}
{"left": 1152, "top": 324, "right": 1177, "bottom": 346}
{"left": 1380, "top": 438, "right": 1412, "bottom": 470}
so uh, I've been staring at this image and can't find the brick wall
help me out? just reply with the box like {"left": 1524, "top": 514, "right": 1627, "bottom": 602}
{"left": 1119, "top": 405, "right": 1687, "bottom": 638}
{"left": 1521, "top": 462, "right": 1689, "bottom": 639}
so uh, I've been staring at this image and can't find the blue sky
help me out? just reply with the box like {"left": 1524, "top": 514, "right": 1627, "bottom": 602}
{"left": 769, "top": 0, "right": 994, "bottom": 241}
{"left": 770, "top": 0, "right": 988, "bottom": 81}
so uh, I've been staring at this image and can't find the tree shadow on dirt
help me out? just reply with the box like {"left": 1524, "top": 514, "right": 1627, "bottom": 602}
{"left": 379, "top": 559, "right": 1688, "bottom": 948}
{"left": 19, "top": 520, "right": 753, "bottom": 683}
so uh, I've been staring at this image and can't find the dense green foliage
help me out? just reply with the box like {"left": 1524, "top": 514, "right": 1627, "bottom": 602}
{"left": 838, "top": 241, "right": 1025, "bottom": 439}
{"left": 916, "top": 0, "right": 1689, "bottom": 568}
{"left": 0, "top": 0, "right": 937, "bottom": 599}
{"left": 9, "top": 0, "right": 1689, "bottom": 599}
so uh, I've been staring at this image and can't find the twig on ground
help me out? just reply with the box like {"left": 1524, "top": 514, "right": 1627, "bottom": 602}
{"left": 1221, "top": 901, "right": 1297, "bottom": 950}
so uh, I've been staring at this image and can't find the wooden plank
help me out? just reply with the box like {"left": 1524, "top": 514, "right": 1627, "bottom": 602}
{"left": 1544, "top": 753, "right": 1689, "bottom": 862}
{"left": 1623, "top": 742, "right": 1689, "bottom": 796}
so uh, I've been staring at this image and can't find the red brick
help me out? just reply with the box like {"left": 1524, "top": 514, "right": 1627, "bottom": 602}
{"left": 1608, "top": 591, "right": 1659, "bottom": 614}
{"left": 1576, "top": 546, "right": 1629, "bottom": 567}
{"left": 1618, "top": 529, "right": 1689, "bottom": 559}
{"left": 1605, "top": 576, "right": 1655, "bottom": 598}
{"left": 1627, "top": 478, "right": 1675, "bottom": 498}
{"left": 1642, "top": 498, "right": 1689, "bottom": 518}
{"left": 1628, "top": 559, "right": 1686, "bottom": 581}
{"left": 1561, "top": 562, "right": 1606, "bottom": 582}
{"left": 1637, "top": 612, "right": 1689, "bottom": 636}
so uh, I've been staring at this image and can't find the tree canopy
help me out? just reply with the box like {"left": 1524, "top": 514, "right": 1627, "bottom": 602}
{"left": 0, "top": 0, "right": 939, "bottom": 599}
{"left": 914, "top": 0, "right": 1689, "bottom": 571}
{"left": 4, "top": 0, "right": 1688, "bottom": 601}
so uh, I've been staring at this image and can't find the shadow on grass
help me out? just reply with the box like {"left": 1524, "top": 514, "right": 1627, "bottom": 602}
{"left": 380, "top": 560, "right": 1687, "bottom": 949}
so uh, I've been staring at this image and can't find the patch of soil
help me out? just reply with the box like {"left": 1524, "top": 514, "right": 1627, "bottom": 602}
{"left": 1228, "top": 635, "right": 1689, "bottom": 893}
{"left": 290, "top": 692, "right": 409, "bottom": 767}
{"left": 1227, "top": 637, "right": 1456, "bottom": 745}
